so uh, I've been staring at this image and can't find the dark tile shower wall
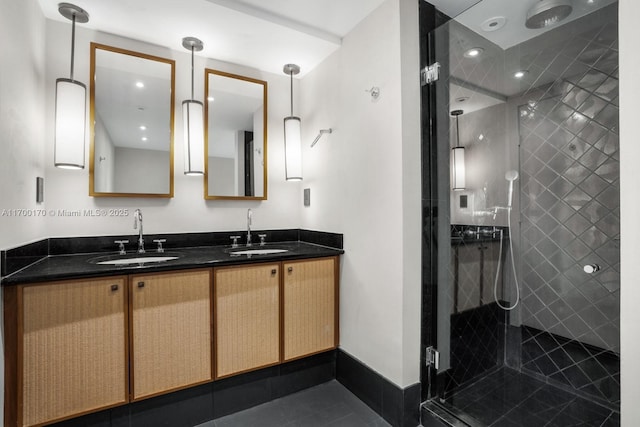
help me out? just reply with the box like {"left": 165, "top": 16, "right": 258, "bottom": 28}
{"left": 443, "top": 303, "right": 506, "bottom": 395}
{"left": 517, "top": 6, "right": 619, "bottom": 407}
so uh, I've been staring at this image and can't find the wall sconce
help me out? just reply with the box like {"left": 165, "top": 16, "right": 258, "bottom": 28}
{"left": 54, "top": 3, "right": 89, "bottom": 169}
{"left": 283, "top": 64, "right": 302, "bottom": 181}
{"left": 182, "top": 37, "right": 205, "bottom": 175}
{"left": 451, "top": 110, "right": 465, "bottom": 191}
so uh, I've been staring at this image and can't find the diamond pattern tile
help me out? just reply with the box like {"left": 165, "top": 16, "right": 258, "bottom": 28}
{"left": 519, "top": 42, "right": 619, "bottom": 364}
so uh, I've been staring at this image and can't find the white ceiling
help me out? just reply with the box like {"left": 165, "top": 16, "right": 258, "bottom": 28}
{"left": 37, "top": 0, "right": 385, "bottom": 78}
{"left": 428, "top": 0, "right": 617, "bottom": 49}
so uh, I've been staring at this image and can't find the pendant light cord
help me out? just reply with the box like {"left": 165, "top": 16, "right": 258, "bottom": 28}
{"left": 289, "top": 70, "right": 294, "bottom": 116}
{"left": 190, "top": 45, "right": 195, "bottom": 101}
{"left": 455, "top": 115, "right": 460, "bottom": 148}
{"left": 70, "top": 13, "right": 76, "bottom": 81}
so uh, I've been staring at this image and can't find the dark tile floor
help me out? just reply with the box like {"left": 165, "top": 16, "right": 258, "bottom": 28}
{"left": 194, "top": 380, "right": 391, "bottom": 427}
{"left": 444, "top": 367, "right": 620, "bottom": 427}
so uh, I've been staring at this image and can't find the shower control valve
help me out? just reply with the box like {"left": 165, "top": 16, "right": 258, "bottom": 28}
{"left": 583, "top": 264, "right": 600, "bottom": 274}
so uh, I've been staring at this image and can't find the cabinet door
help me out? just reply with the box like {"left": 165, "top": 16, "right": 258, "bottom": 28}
{"left": 130, "top": 269, "right": 212, "bottom": 400}
{"left": 283, "top": 257, "right": 338, "bottom": 361}
{"left": 21, "top": 277, "right": 128, "bottom": 427}
{"left": 215, "top": 264, "right": 280, "bottom": 378}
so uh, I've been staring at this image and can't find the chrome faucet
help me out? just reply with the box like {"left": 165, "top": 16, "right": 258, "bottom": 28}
{"left": 133, "top": 209, "right": 145, "bottom": 253}
{"left": 246, "top": 209, "right": 252, "bottom": 247}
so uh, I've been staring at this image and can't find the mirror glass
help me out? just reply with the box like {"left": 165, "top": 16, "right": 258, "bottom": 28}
{"left": 205, "top": 69, "right": 267, "bottom": 200}
{"left": 90, "top": 43, "right": 175, "bottom": 197}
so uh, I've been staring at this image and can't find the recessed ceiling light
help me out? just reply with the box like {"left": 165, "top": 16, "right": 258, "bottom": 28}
{"left": 481, "top": 16, "right": 507, "bottom": 32}
{"left": 141, "top": 136, "right": 148, "bottom": 141}
{"left": 455, "top": 96, "right": 470, "bottom": 103}
{"left": 464, "top": 47, "right": 484, "bottom": 58}
{"left": 514, "top": 70, "right": 529, "bottom": 79}
{"left": 139, "top": 125, "right": 146, "bottom": 130}
{"left": 135, "top": 81, "right": 144, "bottom": 88}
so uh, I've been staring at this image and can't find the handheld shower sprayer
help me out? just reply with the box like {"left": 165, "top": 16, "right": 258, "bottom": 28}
{"left": 493, "top": 169, "right": 521, "bottom": 311}
{"left": 505, "top": 170, "right": 519, "bottom": 208}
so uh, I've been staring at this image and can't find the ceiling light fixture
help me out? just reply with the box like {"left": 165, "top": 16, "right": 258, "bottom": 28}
{"left": 283, "top": 63, "right": 302, "bottom": 181}
{"left": 525, "top": 0, "right": 573, "bottom": 29}
{"left": 464, "top": 47, "right": 484, "bottom": 58}
{"left": 514, "top": 70, "right": 529, "bottom": 79}
{"left": 481, "top": 16, "right": 507, "bottom": 32}
{"left": 182, "top": 36, "right": 205, "bottom": 176}
{"left": 54, "top": 3, "right": 89, "bottom": 169}
{"left": 451, "top": 110, "right": 465, "bottom": 191}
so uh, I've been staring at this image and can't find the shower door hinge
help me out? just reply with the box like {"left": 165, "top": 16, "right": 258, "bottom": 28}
{"left": 421, "top": 62, "right": 440, "bottom": 86}
{"left": 426, "top": 346, "right": 440, "bottom": 370}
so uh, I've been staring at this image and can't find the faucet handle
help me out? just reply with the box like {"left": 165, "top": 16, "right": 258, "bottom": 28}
{"left": 153, "top": 239, "right": 166, "bottom": 253}
{"left": 258, "top": 234, "right": 267, "bottom": 246}
{"left": 230, "top": 235, "right": 241, "bottom": 248}
{"left": 114, "top": 240, "right": 129, "bottom": 255}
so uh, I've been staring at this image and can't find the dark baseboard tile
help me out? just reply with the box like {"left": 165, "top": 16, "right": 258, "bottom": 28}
{"left": 336, "top": 349, "right": 420, "bottom": 427}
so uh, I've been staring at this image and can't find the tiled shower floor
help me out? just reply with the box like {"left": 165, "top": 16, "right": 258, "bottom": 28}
{"left": 444, "top": 367, "right": 619, "bottom": 427}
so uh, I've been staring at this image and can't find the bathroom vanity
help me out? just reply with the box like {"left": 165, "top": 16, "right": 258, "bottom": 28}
{"left": 2, "top": 231, "right": 342, "bottom": 427}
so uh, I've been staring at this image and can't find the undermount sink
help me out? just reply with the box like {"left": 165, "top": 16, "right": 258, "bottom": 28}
{"left": 89, "top": 253, "right": 181, "bottom": 266}
{"left": 229, "top": 248, "right": 289, "bottom": 256}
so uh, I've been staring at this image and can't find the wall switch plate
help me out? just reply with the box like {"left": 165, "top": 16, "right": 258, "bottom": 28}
{"left": 36, "top": 177, "right": 44, "bottom": 203}
{"left": 304, "top": 188, "right": 311, "bottom": 206}
{"left": 460, "top": 194, "right": 468, "bottom": 209}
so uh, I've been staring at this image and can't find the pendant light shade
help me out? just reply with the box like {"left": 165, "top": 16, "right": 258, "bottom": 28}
{"left": 182, "top": 37, "right": 205, "bottom": 175}
{"left": 283, "top": 64, "right": 302, "bottom": 181}
{"left": 284, "top": 116, "right": 302, "bottom": 180}
{"left": 452, "top": 146, "right": 466, "bottom": 190}
{"left": 54, "top": 3, "right": 89, "bottom": 169}
{"left": 55, "top": 78, "right": 86, "bottom": 168}
{"left": 183, "top": 100, "right": 205, "bottom": 175}
{"left": 451, "top": 110, "right": 466, "bottom": 191}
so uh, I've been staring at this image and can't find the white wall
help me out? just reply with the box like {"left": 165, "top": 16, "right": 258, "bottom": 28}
{"left": 619, "top": 0, "right": 639, "bottom": 424}
{"left": 0, "top": 0, "right": 47, "bottom": 422}
{"left": 299, "top": 0, "right": 421, "bottom": 388}
{"left": 39, "top": 20, "right": 300, "bottom": 239}
{"left": 113, "top": 147, "right": 169, "bottom": 194}
{"left": 93, "top": 114, "right": 115, "bottom": 193}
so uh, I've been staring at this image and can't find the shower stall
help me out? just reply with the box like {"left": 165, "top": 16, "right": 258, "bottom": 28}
{"left": 420, "top": 1, "right": 620, "bottom": 425}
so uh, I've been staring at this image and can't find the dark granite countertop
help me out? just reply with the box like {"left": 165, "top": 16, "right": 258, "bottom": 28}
{"left": 1, "top": 230, "right": 344, "bottom": 286}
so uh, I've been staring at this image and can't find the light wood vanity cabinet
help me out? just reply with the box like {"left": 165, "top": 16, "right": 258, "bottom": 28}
{"left": 130, "top": 269, "right": 212, "bottom": 400}
{"left": 283, "top": 258, "right": 338, "bottom": 361}
{"left": 214, "top": 263, "right": 281, "bottom": 378}
{"left": 4, "top": 255, "right": 339, "bottom": 426}
{"left": 4, "top": 277, "right": 129, "bottom": 427}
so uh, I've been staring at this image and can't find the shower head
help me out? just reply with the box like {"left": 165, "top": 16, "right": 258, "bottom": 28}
{"left": 505, "top": 170, "right": 519, "bottom": 207}
{"left": 525, "top": 0, "right": 573, "bottom": 29}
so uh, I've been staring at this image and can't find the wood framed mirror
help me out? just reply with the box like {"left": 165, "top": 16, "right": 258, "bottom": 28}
{"left": 89, "top": 43, "right": 175, "bottom": 197}
{"left": 204, "top": 69, "right": 267, "bottom": 200}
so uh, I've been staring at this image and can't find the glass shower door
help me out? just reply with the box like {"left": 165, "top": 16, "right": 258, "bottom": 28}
{"left": 423, "top": 0, "right": 620, "bottom": 425}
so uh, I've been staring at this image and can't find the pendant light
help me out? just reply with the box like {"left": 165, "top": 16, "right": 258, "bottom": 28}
{"left": 182, "top": 37, "right": 205, "bottom": 175}
{"left": 451, "top": 110, "right": 466, "bottom": 191}
{"left": 54, "top": 3, "right": 89, "bottom": 169}
{"left": 283, "top": 64, "right": 302, "bottom": 181}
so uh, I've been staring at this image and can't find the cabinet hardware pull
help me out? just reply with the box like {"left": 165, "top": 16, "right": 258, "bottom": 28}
{"left": 288, "top": 267, "right": 293, "bottom": 273}
{"left": 271, "top": 269, "right": 277, "bottom": 275}
{"left": 111, "top": 284, "right": 119, "bottom": 291}
{"left": 137, "top": 281, "right": 145, "bottom": 288}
